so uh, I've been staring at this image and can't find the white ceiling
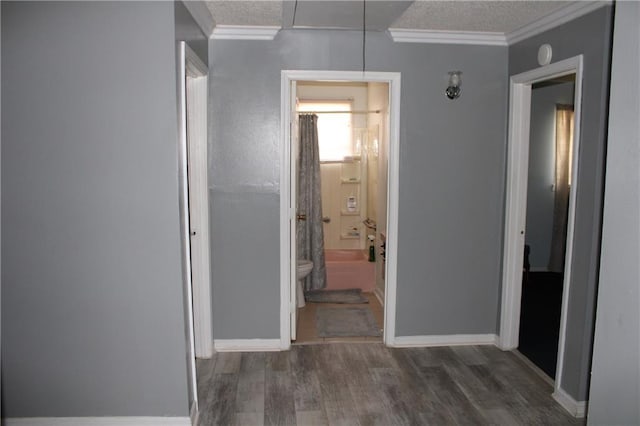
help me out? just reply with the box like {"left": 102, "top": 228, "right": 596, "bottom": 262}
{"left": 205, "top": 0, "right": 574, "bottom": 34}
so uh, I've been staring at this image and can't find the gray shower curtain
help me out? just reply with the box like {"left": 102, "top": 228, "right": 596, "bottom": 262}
{"left": 297, "top": 114, "right": 327, "bottom": 291}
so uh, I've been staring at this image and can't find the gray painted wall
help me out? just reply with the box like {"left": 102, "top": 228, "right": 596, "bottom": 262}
{"left": 209, "top": 30, "right": 508, "bottom": 339}
{"left": 526, "top": 82, "right": 574, "bottom": 269}
{"left": 175, "top": 0, "right": 208, "bottom": 64}
{"left": 509, "top": 6, "right": 613, "bottom": 401}
{"left": 2, "top": 1, "right": 190, "bottom": 417}
{"left": 588, "top": 2, "right": 640, "bottom": 423}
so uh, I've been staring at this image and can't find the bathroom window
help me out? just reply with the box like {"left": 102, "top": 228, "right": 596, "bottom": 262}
{"left": 298, "top": 100, "right": 354, "bottom": 162}
{"left": 555, "top": 105, "right": 574, "bottom": 186}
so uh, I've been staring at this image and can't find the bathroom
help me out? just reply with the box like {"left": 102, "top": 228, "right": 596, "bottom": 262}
{"left": 295, "top": 80, "right": 389, "bottom": 343}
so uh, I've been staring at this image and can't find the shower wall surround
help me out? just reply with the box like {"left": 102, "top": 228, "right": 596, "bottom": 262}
{"left": 297, "top": 82, "right": 371, "bottom": 250}
{"left": 368, "top": 82, "right": 389, "bottom": 296}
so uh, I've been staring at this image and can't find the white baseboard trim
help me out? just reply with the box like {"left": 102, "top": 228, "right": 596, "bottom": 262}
{"left": 190, "top": 401, "right": 198, "bottom": 426}
{"left": 214, "top": 338, "right": 282, "bottom": 352}
{"left": 391, "top": 334, "right": 498, "bottom": 348}
{"left": 552, "top": 388, "right": 587, "bottom": 418}
{"left": 4, "top": 417, "right": 191, "bottom": 426}
{"left": 374, "top": 288, "right": 385, "bottom": 306}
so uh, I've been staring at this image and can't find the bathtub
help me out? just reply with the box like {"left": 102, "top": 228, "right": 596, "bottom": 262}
{"left": 324, "top": 249, "right": 375, "bottom": 292}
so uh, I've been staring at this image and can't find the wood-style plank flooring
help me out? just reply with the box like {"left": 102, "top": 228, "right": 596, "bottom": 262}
{"left": 196, "top": 343, "right": 582, "bottom": 425}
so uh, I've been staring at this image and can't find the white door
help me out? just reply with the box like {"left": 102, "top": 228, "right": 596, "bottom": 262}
{"left": 290, "top": 80, "right": 299, "bottom": 340}
{"left": 178, "top": 42, "right": 198, "bottom": 422}
{"left": 185, "top": 50, "right": 213, "bottom": 360}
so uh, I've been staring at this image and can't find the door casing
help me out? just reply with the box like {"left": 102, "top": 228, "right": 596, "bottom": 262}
{"left": 184, "top": 45, "right": 213, "bottom": 360}
{"left": 178, "top": 41, "right": 212, "bottom": 424}
{"left": 280, "top": 70, "right": 401, "bottom": 349}
{"left": 498, "top": 55, "right": 584, "bottom": 404}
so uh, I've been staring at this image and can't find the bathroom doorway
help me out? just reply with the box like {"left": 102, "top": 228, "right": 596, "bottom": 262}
{"left": 280, "top": 71, "right": 401, "bottom": 348}
{"left": 294, "top": 81, "right": 388, "bottom": 344}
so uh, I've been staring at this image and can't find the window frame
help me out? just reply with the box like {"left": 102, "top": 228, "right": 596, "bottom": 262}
{"left": 297, "top": 99, "right": 355, "bottom": 163}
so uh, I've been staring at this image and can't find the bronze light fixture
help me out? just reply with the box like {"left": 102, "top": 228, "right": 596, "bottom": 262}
{"left": 446, "top": 71, "right": 462, "bottom": 100}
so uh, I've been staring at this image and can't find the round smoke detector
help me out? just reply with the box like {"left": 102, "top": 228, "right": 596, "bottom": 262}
{"left": 538, "top": 44, "right": 553, "bottom": 66}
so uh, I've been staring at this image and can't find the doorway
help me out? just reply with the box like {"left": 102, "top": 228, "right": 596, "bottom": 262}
{"left": 294, "top": 81, "right": 388, "bottom": 343}
{"left": 280, "top": 71, "right": 401, "bottom": 349}
{"left": 519, "top": 75, "right": 576, "bottom": 379}
{"left": 499, "top": 56, "right": 583, "bottom": 400}
{"left": 184, "top": 45, "right": 213, "bottom": 361}
{"left": 178, "top": 41, "right": 212, "bottom": 425}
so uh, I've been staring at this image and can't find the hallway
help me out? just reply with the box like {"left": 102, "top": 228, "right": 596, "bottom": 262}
{"left": 196, "top": 343, "right": 580, "bottom": 425}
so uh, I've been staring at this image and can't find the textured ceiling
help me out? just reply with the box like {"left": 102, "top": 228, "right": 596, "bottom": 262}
{"left": 391, "top": 1, "right": 568, "bottom": 33}
{"left": 282, "top": 1, "right": 413, "bottom": 30}
{"left": 206, "top": 1, "right": 282, "bottom": 26}
{"left": 206, "top": 0, "right": 573, "bottom": 34}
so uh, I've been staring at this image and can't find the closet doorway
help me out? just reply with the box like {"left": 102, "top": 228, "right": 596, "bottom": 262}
{"left": 499, "top": 56, "right": 583, "bottom": 401}
{"left": 519, "top": 75, "right": 576, "bottom": 379}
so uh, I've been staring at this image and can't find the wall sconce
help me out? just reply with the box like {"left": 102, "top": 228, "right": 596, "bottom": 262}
{"left": 445, "top": 71, "right": 462, "bottom": 100}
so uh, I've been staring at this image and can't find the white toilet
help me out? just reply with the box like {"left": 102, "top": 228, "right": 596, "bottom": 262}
{"left": 296, "top": 260, "right": 313, "bottom": 308}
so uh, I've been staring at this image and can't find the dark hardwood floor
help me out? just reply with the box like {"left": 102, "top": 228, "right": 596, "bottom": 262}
{"left": 196, "top": 343, "right": 582, "bottom": 425}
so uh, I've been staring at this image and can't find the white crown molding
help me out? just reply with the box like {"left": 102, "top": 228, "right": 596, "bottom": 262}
{"left": 506, "top": 1, "right": 611, "bottom": 45}
{"left": 4, "top": 418, "right": 191, "bottom": 426}
{"left": 374, "top": 287, "right": 385, "bottom": 307}
{"left": 211, "top": 25, "right": 281, "bottom": 41}
{"left": 552, "top": 388, "right": 588, "bottom": 418}
{"left": 389, "top": 1, "right": 610, "bottom": 47}
{"left": 388, "top": 29, "right": 507, "bottom": 46}
{"left": 214, "top": 339, "right": 283, "bottom": 352}
{"left": 390, "top": 334, "right": 498, "bottom": 348}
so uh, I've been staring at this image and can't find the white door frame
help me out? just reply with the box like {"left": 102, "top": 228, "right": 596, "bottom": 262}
{"left": 178, "top": 42, "right": 212, "bottom": 424}
{"left": 184, "top": 46, "right": 214, "bottom": 360}
{"left": 280, "top": 70, "right": 401, "bottom": 349}
{"left": 498, "top": 56, "right": 584, "bottom": 397}
{"left": 177, "top": 41, "right": 198, "bottom": 424}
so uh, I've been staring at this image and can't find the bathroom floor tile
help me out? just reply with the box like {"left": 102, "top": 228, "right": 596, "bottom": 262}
{"left": 294, "top": 292, "right": 383, "bottom": 345}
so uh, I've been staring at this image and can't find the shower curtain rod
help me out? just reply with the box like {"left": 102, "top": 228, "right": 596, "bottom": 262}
{"left": 297, "top": 109, "right": 381, "bottom": 115}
